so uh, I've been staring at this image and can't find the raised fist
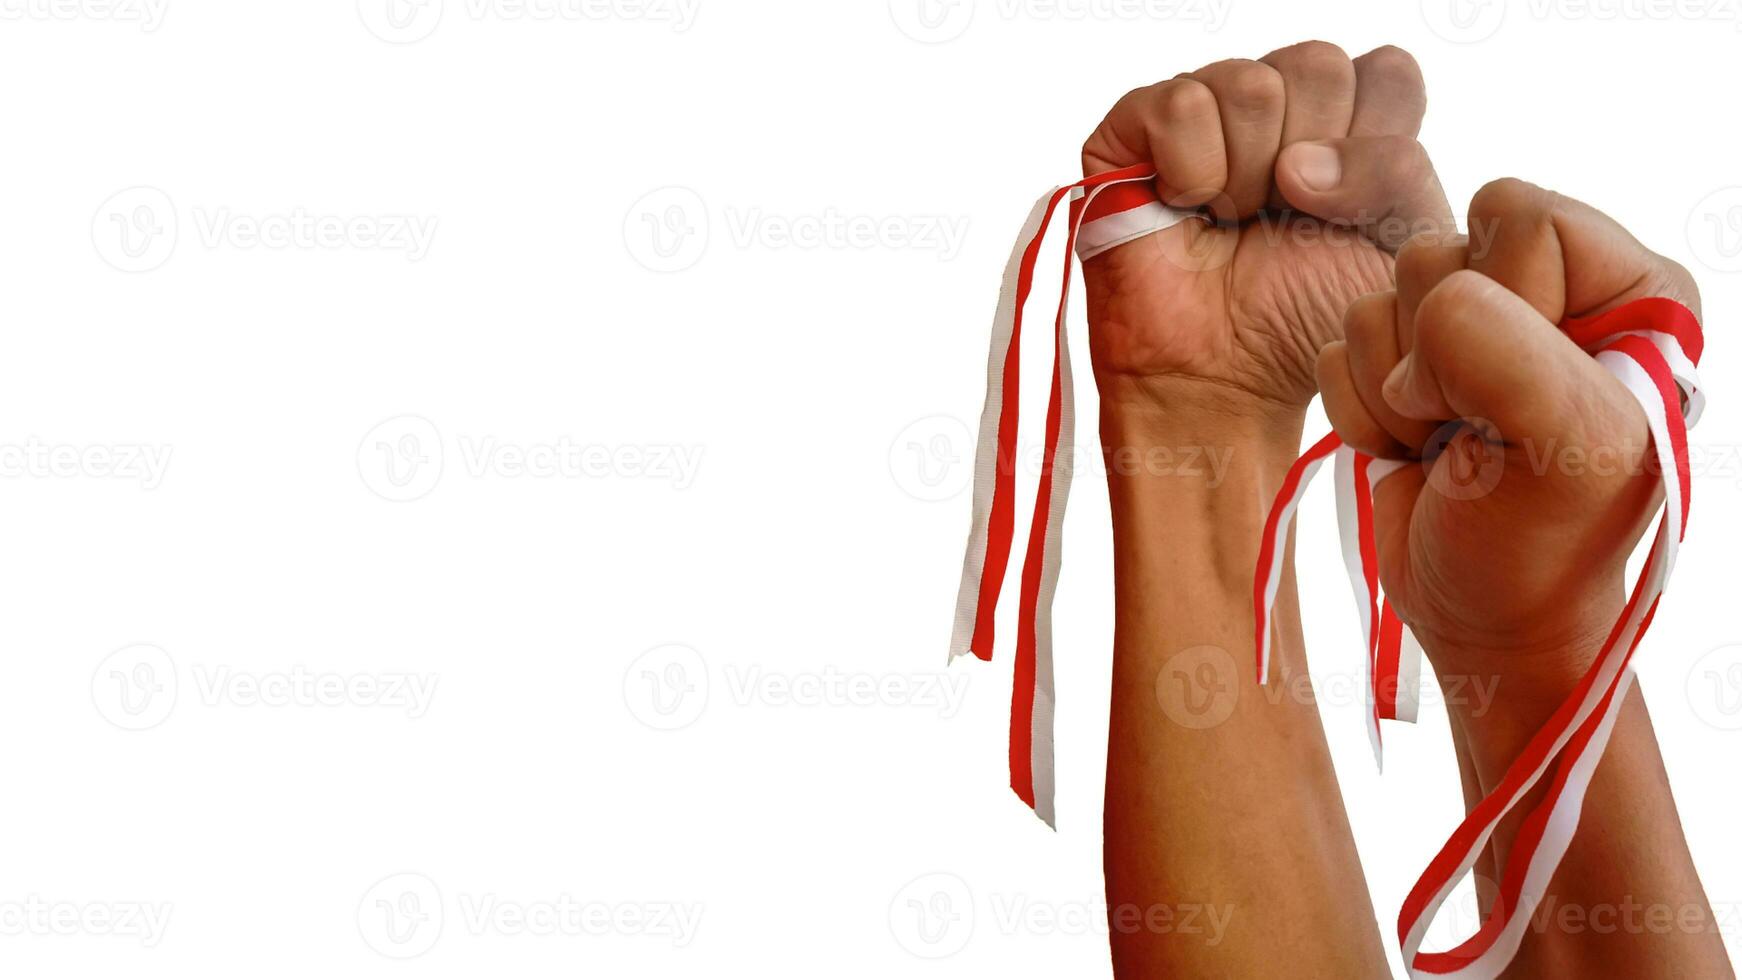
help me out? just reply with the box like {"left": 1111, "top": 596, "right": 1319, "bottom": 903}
{"left": 1316, "top": 178, "right": 1699, "bottom": 674}
{"left": 1081, "top": 42, "right": 1454, "bottom": 412}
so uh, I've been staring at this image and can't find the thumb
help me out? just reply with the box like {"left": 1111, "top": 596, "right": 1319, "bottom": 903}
{"left": 1381, "top": 269, "right": 1641, "bottom": 453}
{"left": 1275, "top": 135, "right": 1456, "bottom": 252}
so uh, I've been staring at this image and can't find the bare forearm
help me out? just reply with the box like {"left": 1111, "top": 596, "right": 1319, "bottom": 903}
{"left": 1100, "top": 381, "right": 1388, "bottom": 978}
{"left": 1429, "top": 615, "right": 1732, "bottom": 978}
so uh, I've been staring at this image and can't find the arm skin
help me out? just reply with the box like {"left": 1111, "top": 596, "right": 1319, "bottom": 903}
{"left": 1099, "top": 376, "right": 1390, "bottom": 978}
{"left": 1431, "top": 631, "right": 1732, "bottom": 978}
{"left": 1316, "top": 181, "right": 1734, "bottom": 977}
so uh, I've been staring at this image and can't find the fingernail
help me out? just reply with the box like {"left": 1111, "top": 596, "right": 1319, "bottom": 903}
{"left": 1290, "top": 142, "right": 1341, "bottom": 192}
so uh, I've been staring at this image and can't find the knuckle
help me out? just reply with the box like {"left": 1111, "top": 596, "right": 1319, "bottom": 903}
{"left": 1658, "top": 255, "right": 1696, "bottom": 291}
{"left": 1394, "top": 235, "right": 1431, "bottom": 276}
{"left": 1266, "top": 39, "right": 1353, "bottom": 81}
{"left": 1154, "top": 78, "right": 1217, "bottom": 121}
{"left": 1356, "top": 45, "right": 1423, "bottom": 87}
{"left": 1653, "top": 257, "right": 1703, "bottom": 313}
{"left": 1079, "top": 124, "right": 1119, "bottom": 171}
{"left": 1469, "top": 177, "right": 1555, "bottom": 227}
{"left": 1103, "top": 84, "right": 1153, "bottom": 126}
{"left": 1114, "top": 83, "right": 1151, "bottom": 110}
{"left": 1203, "top": 59, "right": 1284, "bottom": 108}
{"left": 1414, "top": 269, "right": 1490, "bottom": 345}
{"left": 1660, "top": 256, "right": 1694, "bottom": 285}
{"left": 1372, "top": 135, "right": 1434, "bottom": 185}
{"left": 1391, "top": 135, "right": 1433, "bottom": 170}
{"left": 1395, "top": 233, "right": 1455, "bottom": 281}
{"left": 1386, "top": 229, "right": 1470, "bottom": 276}
{"left": 1344, "top": 292, "right": 1394, "bottom": 348}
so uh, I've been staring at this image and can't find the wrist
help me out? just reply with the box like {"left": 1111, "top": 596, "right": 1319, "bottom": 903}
{"left": 1101, "top": 379, "right": 1306, "bottom": 593}
{"left": 1100, "top": 409, "right": 1302, "bottom": 509}
{"left": 1099, "top": 374, "right": 1305, "bottom": 479}
{"left": 1416, "top": 584, "right": 1627, "bottom": 766}
{"left": 1416, "top": 582, "right": 1627, "bottom": 693}
{"left": 1098, "top": 372, "right": 1307, "bottom": 437}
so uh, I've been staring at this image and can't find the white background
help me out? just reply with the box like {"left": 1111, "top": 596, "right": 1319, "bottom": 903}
{"left": 2, "top": 0, "right": 1740, "bottom": 976}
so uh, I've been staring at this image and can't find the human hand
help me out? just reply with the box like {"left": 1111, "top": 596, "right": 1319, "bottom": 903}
{"left": 1081, "top": 42, "right": 1455, "bottom": 415}
{"left": 1315, "top": 178, "right": 1700, "bottom": 689}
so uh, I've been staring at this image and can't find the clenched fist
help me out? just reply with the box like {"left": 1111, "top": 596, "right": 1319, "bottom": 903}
{"left": 1081, "top": 42, "right": 1454, "bottom": 412}
{"left": 1316, "top": 178, "right": 1700, "bottom": 679}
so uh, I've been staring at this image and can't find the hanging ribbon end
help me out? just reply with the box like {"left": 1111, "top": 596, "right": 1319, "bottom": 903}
{"left": 1392, "top": 626, "right": 1424, "bottom": 724}
{"left": 1012, "top": 785, "right": 1057, "bottom": 830}
{"left": 1033, "top": 799, "right": 1058, "bottom": 832}
{"left": 946, "top": 644, "right": 993, "bottom": 666}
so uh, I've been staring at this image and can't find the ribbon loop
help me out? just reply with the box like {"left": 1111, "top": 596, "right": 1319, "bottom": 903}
{"left": 1250, "top": 299, "right": 1702, "bottom": 978}
{"left": 955, "top": 172, "right": 1704, "bottom": 980}
{"left": 950, "top": 167, "right": 1194, "bottom": 826}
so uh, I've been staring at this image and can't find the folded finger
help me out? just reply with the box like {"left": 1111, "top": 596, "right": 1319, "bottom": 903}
{"left": 1348, "top": 45, "right": 1426, "bottom": 138}
{"left": 1275, "top": 135, "right": 1454, "bottom": 252}
{"left": 1319, "top": 338, "right": 1406, "bottom": 459}
{"left": 1260, "top": 40, "right": 1355, "bottom": 209}
{"left": 1394, "top": 233, "right": 1469, "bottom": 354}
{"left": 1081, "top": 78, "right": 1227, "bottom": 207}
{"left": 1186, "top": 59, "right": 1286, "bottom": 219}
{"left": 1344, "top": 291, "right": 1439, "bottom": 452}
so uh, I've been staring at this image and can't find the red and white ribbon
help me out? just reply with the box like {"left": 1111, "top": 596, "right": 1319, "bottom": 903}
{"left": 949, "top": 165, "right": 1196, "bottom": 827}
{"left": 1254, "top": 434, "right": 1425, "bottom": 768}
{"left": 956, "top": 169, "right": 1706, "bottom": 977}
{"left": 1253, "top": 297, "right": 1703, "bottom": 978}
